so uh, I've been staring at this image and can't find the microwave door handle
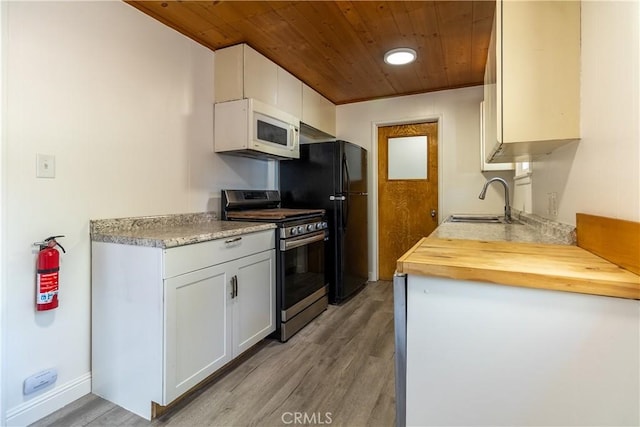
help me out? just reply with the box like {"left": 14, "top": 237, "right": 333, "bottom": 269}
{"left": 290, "top": 125, "right": 298, "bottom": 150}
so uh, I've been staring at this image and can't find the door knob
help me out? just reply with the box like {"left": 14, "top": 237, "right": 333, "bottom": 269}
{"left": 430, "top": 209, "right": 437, "bottom": 218}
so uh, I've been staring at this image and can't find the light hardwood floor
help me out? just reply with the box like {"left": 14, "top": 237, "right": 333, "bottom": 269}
{"left": 31, "top": 281, "right": 396, "bottom": 427}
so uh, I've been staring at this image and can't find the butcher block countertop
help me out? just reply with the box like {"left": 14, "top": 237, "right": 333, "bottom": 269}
{"left": 90, "top": 212, "right": 275, "bottom": 248}
{"left": 397, "top": 237, "right": 640, "bottom": 300}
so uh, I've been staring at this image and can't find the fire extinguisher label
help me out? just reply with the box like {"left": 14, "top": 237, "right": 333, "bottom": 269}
{"left": 37, "top": 272, "right": 58, "bottom": 304}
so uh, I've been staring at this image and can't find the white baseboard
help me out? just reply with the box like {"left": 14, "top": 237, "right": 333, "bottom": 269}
{"left": 5, "top": 372, "right": 91, "bottom": 427}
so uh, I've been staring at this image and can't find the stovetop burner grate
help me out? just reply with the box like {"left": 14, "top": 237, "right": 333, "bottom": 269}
{"left": 221, "top": 190, "right": 325, "bottom": 224}
{"left": 225, "top": 208, "right": 324, "bottom": 221}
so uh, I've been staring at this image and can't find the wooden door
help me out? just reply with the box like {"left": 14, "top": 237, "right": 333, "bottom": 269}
{"left": 378, "top": 122, "right": 438, "bottom": 280}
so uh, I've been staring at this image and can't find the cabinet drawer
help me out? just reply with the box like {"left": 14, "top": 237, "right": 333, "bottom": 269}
{"left": 163, "top": 230, "right": 275, "bottom": 279}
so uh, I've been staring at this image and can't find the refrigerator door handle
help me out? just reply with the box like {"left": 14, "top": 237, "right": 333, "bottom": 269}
{"left": 342, "top": 153, "right": 350, "bottom": 229}
{"left": 343, "top": 154, "right": 351, "bottom": 195}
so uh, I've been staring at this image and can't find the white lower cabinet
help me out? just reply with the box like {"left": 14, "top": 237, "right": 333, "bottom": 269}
{"left": 164, "top": 249, "right": 274, "bottom": 403}
{"left": 404, "top": 275, "right": 640, "bottom": 426}
{"left": 163, "top": 263, "right": 231, "bottom": 404}
{"left": 232, "top": 251, "right": 276, "bottom": 354}
{"left": 92, "top": 230, "right": 275, "bottom": 420}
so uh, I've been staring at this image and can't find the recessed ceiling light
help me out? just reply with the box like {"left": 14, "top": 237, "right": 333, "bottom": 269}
{"left": 384, "top": 48, "right": 417, "bottom": 65}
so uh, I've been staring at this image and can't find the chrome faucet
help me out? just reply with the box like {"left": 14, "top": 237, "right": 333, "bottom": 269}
{"left": 479, "top": 177, "right": 512, "bottom": 223}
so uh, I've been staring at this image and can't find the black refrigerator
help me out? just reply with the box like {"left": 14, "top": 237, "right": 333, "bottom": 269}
{"left": 280, "top": 140, "right": 368, "bottom": 304}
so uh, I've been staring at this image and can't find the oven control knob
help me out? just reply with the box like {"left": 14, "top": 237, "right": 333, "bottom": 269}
{"left": 322, "top": 221, "right": 328, "bottom": 229}
{"left": 297, "top": 226, "right": 304, "bottom": 234}
{"left": 290, "top": 227, "right": 298, "bottom": 236}
{"left": 315, "top": 223, "right": 322, "bottom": 230}
{"left": 306, "top": 224, "right": 314, "bottom": 232}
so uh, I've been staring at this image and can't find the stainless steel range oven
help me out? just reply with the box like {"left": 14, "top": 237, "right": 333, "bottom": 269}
{"left": 222, "top": 190, "right": 328, "bottom": 342}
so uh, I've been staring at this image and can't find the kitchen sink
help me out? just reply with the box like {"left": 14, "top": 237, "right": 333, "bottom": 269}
{"left": 447, "top": 214, "right": 521, "bottom": 224}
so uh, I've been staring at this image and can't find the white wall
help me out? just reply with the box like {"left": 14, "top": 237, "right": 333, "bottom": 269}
{"left": 337, "top": 87, "right": 513, "bottom": 279}
{"left": 521, "top": 1, "right": 640, "bottom": 225}
{"left": 1, "top": 1, "right": 271, "bottom": 425}
{"left": 0, "top": 0, "right": 6, "bottom": 423}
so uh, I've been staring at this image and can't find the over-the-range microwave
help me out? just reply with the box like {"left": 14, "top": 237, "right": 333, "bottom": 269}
{"left": 214, "top": 98, "right": 300, "bottom": 160}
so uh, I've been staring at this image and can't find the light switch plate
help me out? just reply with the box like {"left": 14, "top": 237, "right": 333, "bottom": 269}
{"left": 36, "top": 154, "right": 55, "bottom": 178}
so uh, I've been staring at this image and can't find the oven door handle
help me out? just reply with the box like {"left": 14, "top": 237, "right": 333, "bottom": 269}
{"left": 281, "top": 231, "right": 326, "bottom": 251}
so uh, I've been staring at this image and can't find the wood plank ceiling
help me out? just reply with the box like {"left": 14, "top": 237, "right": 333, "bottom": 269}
{"left": 125, "top": 1, "right": 495, "bottom": 105}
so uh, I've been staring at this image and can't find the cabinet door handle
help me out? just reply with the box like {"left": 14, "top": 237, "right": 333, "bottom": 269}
{"left": 230, "top": 276, "right": 237, "bottom": 299}
{"left": 225, "top": 236, "right": 242, "bottom": 244}
{"left": 234, "top": 275, "right": 238, "bottom": 298}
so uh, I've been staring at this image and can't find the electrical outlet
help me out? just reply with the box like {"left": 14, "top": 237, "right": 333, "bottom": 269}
{"left": 36, "top": 154, "right": 55, "bottom": 178}
{"left": 23, "top": 368, "right": 57, "bottom": 395}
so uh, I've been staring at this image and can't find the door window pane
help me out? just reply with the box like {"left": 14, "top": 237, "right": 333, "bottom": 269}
{"left": 388, "top": 136, "right": 428, "bottom": 180}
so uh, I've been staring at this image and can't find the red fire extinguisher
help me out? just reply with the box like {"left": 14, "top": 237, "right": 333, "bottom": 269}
{"left": 34, "top": 235, "right": 65, "bottom": 311}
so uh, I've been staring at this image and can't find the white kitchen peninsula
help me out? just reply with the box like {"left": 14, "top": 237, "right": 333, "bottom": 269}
{"left": 90, "top": 213, "right": 276, "bottom": 420}
{"left": 394, "top": 222, "right": 640, "bottom": 427}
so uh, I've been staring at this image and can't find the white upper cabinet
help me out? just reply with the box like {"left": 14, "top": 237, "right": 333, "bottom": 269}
{"left": 480, "top": 101, "right": 514, "bottom": 171}
{"left": 484, "top": 0, "right": 580, "bottom": 162}
{"left": 214, "top": 44, "right": 302, "bottom": 119}
{"left": 215, "top": 43, "right": 337, "bottom": 139}
{"left": 302, "top": 83, "right": 336, "bottom": 137}
{"left": 277, "top": 67, "right": 303, "bottom": 121}
{"left": 243, "top": 45, "right": 278, "bottom": 106}
{"left": 214, "top": 45, "right": 248, "bottom": 103}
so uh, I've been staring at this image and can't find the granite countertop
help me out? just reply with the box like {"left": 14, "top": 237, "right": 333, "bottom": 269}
{"left": 90, "top": 212, "right": 276, "bottom": 248}
{"left": 433, "top": 210, "right": 576, "bottom": 245}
